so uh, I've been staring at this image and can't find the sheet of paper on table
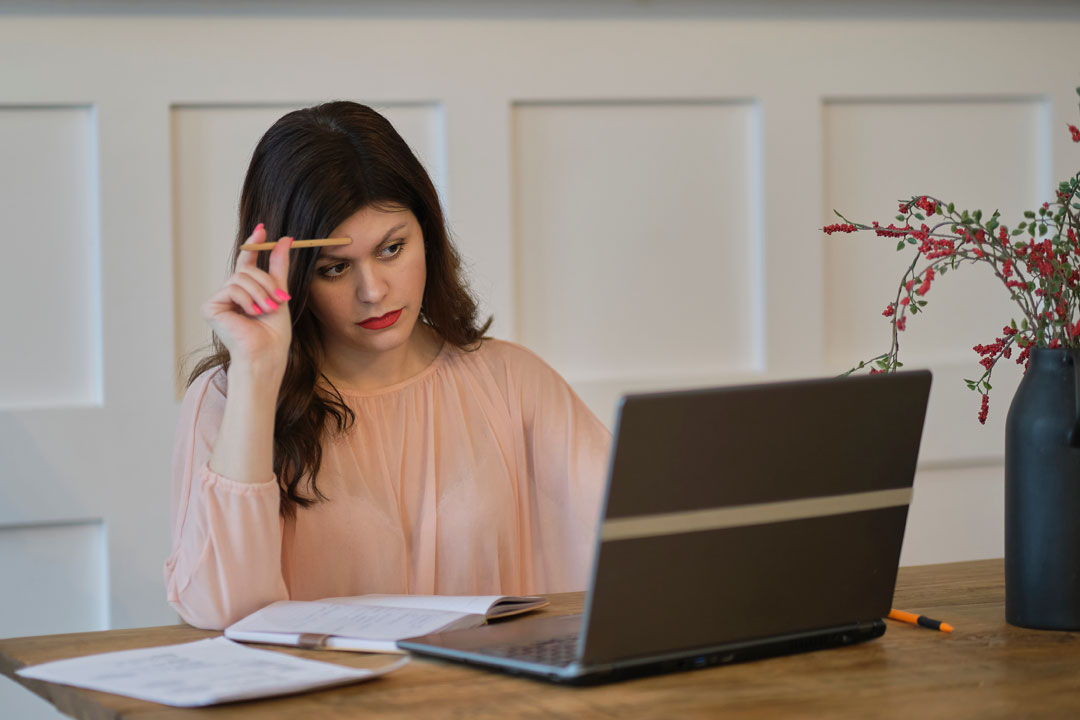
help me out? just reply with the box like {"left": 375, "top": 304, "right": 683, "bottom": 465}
{"left": 16, "top": 636, "right": 408, "bottom": 707}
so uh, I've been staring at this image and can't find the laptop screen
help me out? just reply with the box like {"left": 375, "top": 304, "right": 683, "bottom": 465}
{"left": 579, "top": 370, "right": 932, "bottom": 664}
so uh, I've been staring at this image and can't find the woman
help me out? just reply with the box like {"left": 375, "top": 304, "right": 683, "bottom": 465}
{"left": 165, "top": 102, "right": 611, "bottom": 630}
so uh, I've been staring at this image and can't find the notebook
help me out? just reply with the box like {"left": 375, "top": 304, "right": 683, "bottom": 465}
{"left": 398, "top": 370, "right": 932, "bottom": 684}
{"left": 224, "top": 594, "right": 548, "bottom": 653}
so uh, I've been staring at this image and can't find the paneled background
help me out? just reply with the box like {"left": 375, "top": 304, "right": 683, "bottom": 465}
{"left": 2, "top": 3, "right": 1079, "bottom": 716}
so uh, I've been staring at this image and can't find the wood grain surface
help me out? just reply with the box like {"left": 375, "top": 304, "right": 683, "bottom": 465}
{"left": 2, "top": 559, "right": 1079, "bottom": 719}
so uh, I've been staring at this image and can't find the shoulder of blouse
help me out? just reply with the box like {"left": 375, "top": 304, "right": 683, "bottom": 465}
{"left": 459, "top": 338, "right": 572, "bottom": 400}
{"left": 179, "top": 365, "right": 228, "bottom": 421}
{"left": 464, "top": 337, "right": 554, "bottom": 373}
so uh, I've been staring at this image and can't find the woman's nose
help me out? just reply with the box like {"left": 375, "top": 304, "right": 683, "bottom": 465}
{"left": 354, "top": 262, "right": 388, "bottom": 304}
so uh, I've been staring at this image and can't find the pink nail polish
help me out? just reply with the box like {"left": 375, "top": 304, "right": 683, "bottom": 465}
{"left": 255, "top": 222, "right": 264, "bottom": 232}
{"left": 275, "top": 289, "right": 292, "bottom": 302}
{"left": 250, "top": 304, "right": 263, "bottom": 315}
{"left": 265, "top": 299, "right": 279, "bottom": 311}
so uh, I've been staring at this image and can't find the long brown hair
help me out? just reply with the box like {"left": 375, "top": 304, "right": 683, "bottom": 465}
{"left": 188, "top": 102, "right": 491, "bottom": 515}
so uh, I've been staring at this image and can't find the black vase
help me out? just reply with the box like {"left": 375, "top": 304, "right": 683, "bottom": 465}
{"left": 1005, "top": 347, "right": 1080, "bottom": 629}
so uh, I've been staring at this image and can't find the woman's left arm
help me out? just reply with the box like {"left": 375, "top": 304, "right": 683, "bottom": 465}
{"left": 516, "top": 348, "right": 612, "bottom": 592}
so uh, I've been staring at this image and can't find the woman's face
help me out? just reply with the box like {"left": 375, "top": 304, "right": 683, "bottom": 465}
{"left": 308, "top": 204, "right": 427, "bottom": 361}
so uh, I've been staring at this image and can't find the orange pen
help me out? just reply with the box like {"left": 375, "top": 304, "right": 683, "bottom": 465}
{"left": 888, "top": 608, "right": 954, "bottom": 632}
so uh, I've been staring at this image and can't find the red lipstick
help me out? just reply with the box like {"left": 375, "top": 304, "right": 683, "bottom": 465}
{"left": 358, "top": 309, "right": 402, "bottom": 330}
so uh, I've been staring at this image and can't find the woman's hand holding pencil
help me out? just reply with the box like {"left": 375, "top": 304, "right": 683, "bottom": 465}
{"left": 201, "top": 224, "right": 297, "bottom": 378}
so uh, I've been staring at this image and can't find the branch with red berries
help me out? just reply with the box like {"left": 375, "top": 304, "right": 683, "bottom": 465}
{"left": 826, "top": 86, "right": 1080, "bottom": 423}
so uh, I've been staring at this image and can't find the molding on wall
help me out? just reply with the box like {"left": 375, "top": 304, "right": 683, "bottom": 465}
{"left": 2, "top": 0, "right": 1079, "bottom": 20}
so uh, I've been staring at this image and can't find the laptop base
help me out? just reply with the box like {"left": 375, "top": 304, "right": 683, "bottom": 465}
{"left": 399, "top": 618, "right": 886, "bottom": 685}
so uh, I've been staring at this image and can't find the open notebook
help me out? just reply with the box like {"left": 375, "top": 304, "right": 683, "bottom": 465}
{"left": 225, "top": 594, "right": 548, "bottom": 653}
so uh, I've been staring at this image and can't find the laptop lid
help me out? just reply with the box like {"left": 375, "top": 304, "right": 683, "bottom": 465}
{"left": 577, "top": 369, "right": 931, "bottom": 665}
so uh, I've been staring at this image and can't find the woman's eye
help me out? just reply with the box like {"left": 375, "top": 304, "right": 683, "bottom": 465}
{"left": 381, "top": 242, "right": 405, "bottom": 258}
{"left": 319, "top": 262, "right": 348, "bottom": 278}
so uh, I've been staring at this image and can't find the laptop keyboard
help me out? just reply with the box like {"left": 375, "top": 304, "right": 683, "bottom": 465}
{"left": 481, "top": 633, "right": 580, "bottom": 667}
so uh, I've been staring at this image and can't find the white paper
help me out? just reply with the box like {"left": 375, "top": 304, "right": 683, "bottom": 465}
{"left": 16, "top": 637, "right": 408, "bottom": 708}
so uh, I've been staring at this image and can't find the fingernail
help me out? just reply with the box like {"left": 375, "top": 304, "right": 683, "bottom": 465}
{"left": 250, "top": 304, "right": 263, "bottom": 315}
{"left": 275, "top": 289, "right": 292, "bottom": 302}
{"left": 265, "top": 299, "right": 279, "bottom": 311}
{"left": 255, "top": 222, "right": 264, "bottom": 232}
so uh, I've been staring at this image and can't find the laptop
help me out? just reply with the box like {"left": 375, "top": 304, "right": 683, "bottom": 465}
{"left": 399, "top": 370, "right": 932, "bottom": 684}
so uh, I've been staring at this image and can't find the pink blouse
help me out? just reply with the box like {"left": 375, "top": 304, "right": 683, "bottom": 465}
{"left": 165, "top": 339, "right": 612, "bottom": 630}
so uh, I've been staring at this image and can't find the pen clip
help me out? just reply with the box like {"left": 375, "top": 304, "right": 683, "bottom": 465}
{"left": 297, "top": 633, "right": 330, "bottom": 649}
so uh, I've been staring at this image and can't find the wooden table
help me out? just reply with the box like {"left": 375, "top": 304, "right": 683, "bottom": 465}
{"left": 3, "top": 559, "right": 1080, "bottom": 719}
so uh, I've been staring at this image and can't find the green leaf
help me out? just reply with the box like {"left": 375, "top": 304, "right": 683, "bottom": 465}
{"left": 910, "top": 306, "right": 919, "bottom": 314}
{"left": 895, "top": 361, "right": 904, "bottom": 368}
{"left": 1018, "top": 222, "right": 1027, "bottom": 230}
{"left": 1012, "top": 228, "right": 1025, "bottom": 236}
{"left": 1040, "top": 224, "right": 1048, "bottom": 236}
{"left": 895, "top": 214, "right": 906, "bottom": 222}
{"left": 1022, "top": 318, "right": 1029, "bottom": 330}
{"left": 918, "top": 300, "right": 928, "bottom": 307}
{"left": 1025, "top": 210, "right": 1036, "bottom": 219}
{"left": 914, "top": 213, "right": 925, "bottom": 221}
{"left": 896, "top": 241, "right": 905, "bottom": 251}
{"left": 907, "top": 238, "right": 917, "bottom": 245}
{"left": 986, "top": 382, "right": 992, "bottom": 390}
{"left": 987, "top": 219, "right": 999, "bottom": 232}
{"left": 947, "top": 202, "right": 955, "bottom": 214}
{"left": 974, "top": 209, "right": 983, "bottom": 221}
{"left": 1011, "top": 319, "right": 1018, "bottom": 329}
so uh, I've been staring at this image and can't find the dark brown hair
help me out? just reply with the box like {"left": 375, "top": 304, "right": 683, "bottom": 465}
{"left": 188, "top": 101, "right": 491, "bottom": 514}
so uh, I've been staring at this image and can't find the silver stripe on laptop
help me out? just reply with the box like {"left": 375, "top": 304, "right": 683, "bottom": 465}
{"left": 601, "top": 487, "right": 913, "bottom": 542}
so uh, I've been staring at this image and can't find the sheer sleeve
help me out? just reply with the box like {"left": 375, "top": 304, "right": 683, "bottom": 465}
{"left": 510, "top": 344, "right": 612, "bottom": 592}
{"left": 163, "top": 369, "right": 288, "bottom": 630}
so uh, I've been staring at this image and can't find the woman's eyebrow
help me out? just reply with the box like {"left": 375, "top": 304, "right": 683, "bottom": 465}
{"left": 377, "top": 222, "right": 408, "bottom": 244}
{"left": 317, "top": 222, "right": 409, "bottom": 262}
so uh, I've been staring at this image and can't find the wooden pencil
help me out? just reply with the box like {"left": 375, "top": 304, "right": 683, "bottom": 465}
{"left": 239, "top": 237, "right": 352, "bottom": 252}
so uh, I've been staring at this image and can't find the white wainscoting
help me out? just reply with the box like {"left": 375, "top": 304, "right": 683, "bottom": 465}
{"left": 0, "top": 105, "right": 102, "bottom": 409}
{"left": 1, "top": 13, "right": 1077, "bottom": 716}
{"left": 513, "top": 99, "right": 764, "bottom": 382}
{"left": 0, "top": 521, "right": 106, "bottom": 720}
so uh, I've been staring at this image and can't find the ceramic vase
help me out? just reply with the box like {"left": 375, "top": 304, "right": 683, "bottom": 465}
{"left": 1004, "top": 346, "right": 1080, "bottom": 629}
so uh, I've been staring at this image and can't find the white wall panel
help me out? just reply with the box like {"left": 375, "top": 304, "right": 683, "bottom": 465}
{"left": 513, "top": 100, "right": 762, "bottom": 384}
{"left": 171, "top": 103, "right": 445, "bottom": 394}
{"left": 900, "top": 463, "right": 1005, "bottom": 566}
{"left": 0, "top": 106, "right": 101, "bottom": 409}
{"left": 0, "top": 521, "right": 108, "bottom": 636}
{"left": 0, "top": 521, "right": 105, "bottom": 720}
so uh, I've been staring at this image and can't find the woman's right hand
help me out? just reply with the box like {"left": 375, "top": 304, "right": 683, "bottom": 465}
{"left": 202, "top": 225, "right": 294, "bottom": 377}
